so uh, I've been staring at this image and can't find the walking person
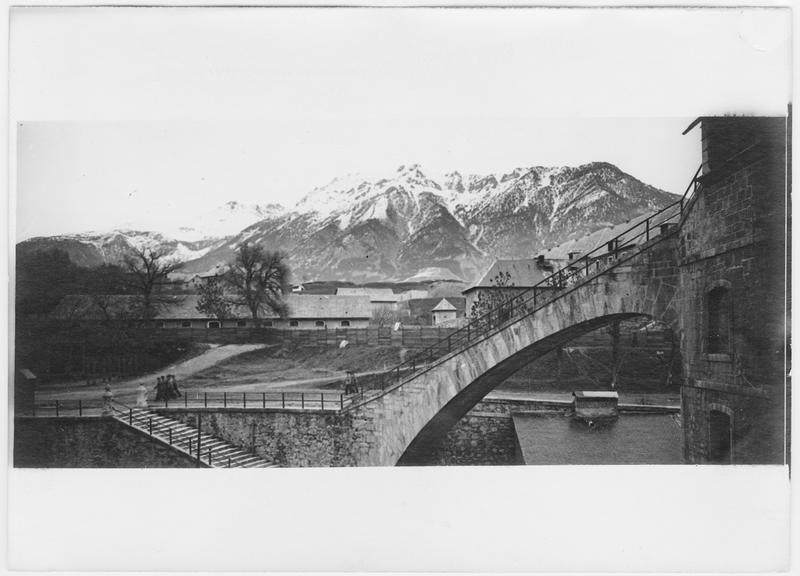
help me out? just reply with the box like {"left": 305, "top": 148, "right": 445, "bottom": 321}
{"left": 168, "top": 374, "right": 181, "bottom": 398}
{"left": 136, "top": 382, "right": 149, "bottom": 408}
{"left": 154, "top": 376, "right": 165, "bottom": 401}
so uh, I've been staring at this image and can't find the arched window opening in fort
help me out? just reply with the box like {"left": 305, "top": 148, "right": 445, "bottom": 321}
{"left": 315, "top": 321, "right": 325, "bottom": 327}
{"left": 341, "top": 320, "right": 350, "bottom": 327}
{"left": 706, "top": 287, "right": 732, "bottom": 354}
{"left": 708, "top": 409, "right": 733, "bottom": 464}
{"left": 207, "top": 321, "right": 221, "bottom": 329}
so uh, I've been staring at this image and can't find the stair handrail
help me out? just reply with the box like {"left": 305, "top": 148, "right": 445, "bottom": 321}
{"left": 347, "top": 165, "right": 703, "bottom": 405}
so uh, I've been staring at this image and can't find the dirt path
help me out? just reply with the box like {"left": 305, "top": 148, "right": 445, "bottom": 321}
{"left": 36, "top": 344, "right": 268, "bottom": 404}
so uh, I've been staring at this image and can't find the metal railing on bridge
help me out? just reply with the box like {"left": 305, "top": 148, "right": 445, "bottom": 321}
{"left": 152, "top": 390, "right": 346, "bottom": 412}
{"left": 344, "top": 166, "right": 703, "bottom": 407}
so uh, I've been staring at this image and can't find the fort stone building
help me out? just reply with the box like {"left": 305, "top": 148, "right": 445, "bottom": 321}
{"left": 677, "top": 115, "right": 789, "bottom": 464}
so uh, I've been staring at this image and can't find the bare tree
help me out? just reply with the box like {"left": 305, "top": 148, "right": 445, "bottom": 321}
{"left": 223, "top": 243, "right": 291, "bottom": 325}
{"left": 123, "top": 247, "right": 182, "bottom": 319}
{"left": 469, "top": 271, "right": 527, "bottom": 327}
{"left": 196, "top": 277, "right": 231, "bottom": 320}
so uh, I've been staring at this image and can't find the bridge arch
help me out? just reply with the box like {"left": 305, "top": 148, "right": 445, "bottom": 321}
{"left": 397, "top": 312, "right": 651, "bottom": 465}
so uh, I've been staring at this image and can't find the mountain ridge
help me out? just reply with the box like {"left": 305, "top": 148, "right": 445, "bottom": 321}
{"left": 17, "top": 161, "right": 678, "bottom": 283}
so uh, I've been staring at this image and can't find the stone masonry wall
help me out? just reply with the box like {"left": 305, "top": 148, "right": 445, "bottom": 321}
{"left": 160, "top": 409, "right": 361, "bottom": 467}
{"left": 14, "top": 417, "right": 197, "bottom": 468}
{"left": 678, "top": 117, "right": 787, "bottom": 464}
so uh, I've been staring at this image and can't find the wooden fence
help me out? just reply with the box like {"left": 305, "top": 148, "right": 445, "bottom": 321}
{"left": 145, "top": 325, "right": 460, "bottom": 348}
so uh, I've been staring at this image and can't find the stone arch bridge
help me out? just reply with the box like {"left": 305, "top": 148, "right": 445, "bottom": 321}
{"left": 341, "top": 220, "right": 683, "bottom": 466}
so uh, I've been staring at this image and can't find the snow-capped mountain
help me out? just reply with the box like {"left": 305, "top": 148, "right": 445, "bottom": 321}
{"left": 17, "top": 162, "right": 678, "bottom": 283}
{"left": 171, "top": 201, "right": 286, "bottom": 241}
{"left": 179, "top": 162, "right": 678, "bottom": 282}
{"left": 16, "top": 229, "right": 224, "bottom": 269}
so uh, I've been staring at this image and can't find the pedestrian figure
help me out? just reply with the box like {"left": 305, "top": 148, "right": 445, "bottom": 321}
{"left": 168, "top": 374, "right": 181, "bottom": 398}
{"left": 154, "top": 376, "right": 165, "bottom": 401}
{"left": 136, "top": 382, "right": 149, "bottom": 408}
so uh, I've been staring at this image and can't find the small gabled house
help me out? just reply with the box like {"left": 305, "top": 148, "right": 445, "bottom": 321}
{"left": 431, "top": 298, "right": 458, "bottom": 326}
{"left": 406, "top": 297, "right": 466, "bottom": 326}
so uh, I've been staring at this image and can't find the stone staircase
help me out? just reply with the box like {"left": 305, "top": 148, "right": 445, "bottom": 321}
{"left": 114, "top": 407, "right": 277, "bottom": 468}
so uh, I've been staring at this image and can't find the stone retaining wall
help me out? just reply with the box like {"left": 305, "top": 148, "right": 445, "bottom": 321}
{"left": 14, "top": 417, "right": 197, "bottom": 468}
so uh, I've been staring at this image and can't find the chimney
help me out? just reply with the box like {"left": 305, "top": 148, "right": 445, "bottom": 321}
{"left": 568, "top": 251, "right": 582, "bottom": 262}
{"left": 536, "top": 254, "right": 545, "bottom": 268}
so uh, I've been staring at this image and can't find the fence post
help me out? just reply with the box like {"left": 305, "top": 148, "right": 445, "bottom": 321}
{"left": 55, "top": 400, "right": 60, "bottom": 417}
{"left": 204, "top": 392, "right": 208, "bottom": 408}
{"left": 243, "top": 393, "right": 246, "bottom": 409}
{"left": 340, "top": 394, "right": 344, "bottom": 410}
{"left": 129, "top": 408, "right": 132, "bottom": 425}
{"left": 223, "top": 392, "right": 227, "bottom": 408}
{"left": 169, "top": 428, "right": 173, "bottom": 445}
{"left": 646, "top": 218, "right": 650, "bottom": 241}
{"left": 321, "top": 393, "right": 324, "bottom": 410}
{"left": 262, "top": 392, "right": 266, "bottom": 409}
{"left": 184, "top": 393, "right": 187, "bottom": 408}
{"left": 148, "top": 417, "right": 152, "bottom": 435}
{"left": 301, "top": 393, "right": 305, "bottom": 409}
{"left": 189, "top": 437, "right": 193, "bottom": 456}
{"left": 78, "top": 400, "right": 82, "bottom": 417}
{"left": 282, "top": 392, "right": 285, "bottom": 409}
{"left": 196, "top": 414, "right": 202, "bottom": 465}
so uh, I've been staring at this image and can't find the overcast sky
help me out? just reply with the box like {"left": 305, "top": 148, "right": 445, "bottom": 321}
{"left": 10, "top": 7, "right": 792, "bottom": 241}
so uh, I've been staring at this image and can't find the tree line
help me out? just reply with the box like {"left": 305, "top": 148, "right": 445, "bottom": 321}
{"left": 16, "top": 242, "right": 291, "bottom": 324}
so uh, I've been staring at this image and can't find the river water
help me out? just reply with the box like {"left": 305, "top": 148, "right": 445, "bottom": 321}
{"left": 513, "top": 412, "right": 683, "bottom": 465}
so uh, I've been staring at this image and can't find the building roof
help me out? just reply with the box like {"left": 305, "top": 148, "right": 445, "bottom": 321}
{"left": 464, "top": 259, "right": 552, "bottom": 293}
{"left": 51, "top": 294, "right": 371, "bottom": 321}
{"left": 335, "top": 287, "right": 399, "bottom": 303}
{"left": 397, "top": 289, "right": 429, "bottom": 301}
{"left": 282, "top": 295, "right": 371, "bottom": 319}
{"left": 537, "top": 215, "right": 651, "bottom": 262}
{"left": 432, "top": 298, "right": 457, "bottom": 312}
